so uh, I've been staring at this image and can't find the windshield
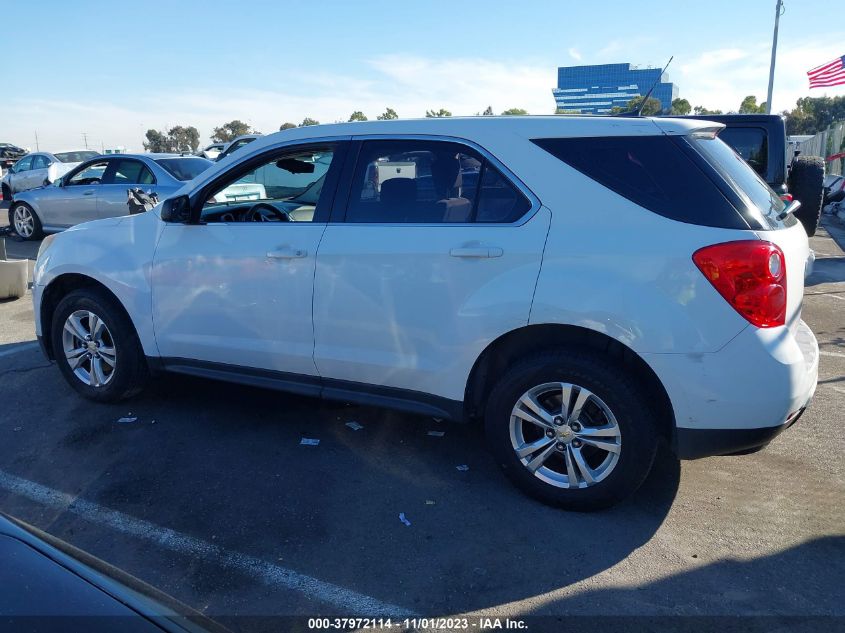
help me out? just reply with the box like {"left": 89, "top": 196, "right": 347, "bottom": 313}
{"left": 693, "top": 135, "right": 787, "bottom": 228}
{"left": 155, "top": 157, "right": 212, "bottom": 181}
{"left": 53, "top": 151, "right": 99, "bottom": 163}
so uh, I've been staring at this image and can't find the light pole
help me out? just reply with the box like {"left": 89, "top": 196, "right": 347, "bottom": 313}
{"left": 766, "top": 0, "right": 785, "bottom": 114}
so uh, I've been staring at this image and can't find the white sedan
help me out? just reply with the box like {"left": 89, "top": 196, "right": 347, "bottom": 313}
{"left": 1, "top": 150, "right": 99, "bottom": 198}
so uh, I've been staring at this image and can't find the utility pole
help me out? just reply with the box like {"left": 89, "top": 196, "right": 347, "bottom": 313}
{"left": 765, "top": 0, "right": 785, "bottom": 114}
{"left": 82, "top": 132, "right": 89, "bottom": 149}
{"left": 34, "top": 131, "right": 40, "bottom": 151}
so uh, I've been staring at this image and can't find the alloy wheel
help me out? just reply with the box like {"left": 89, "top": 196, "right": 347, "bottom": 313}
{"left": 509, "top": 382, "right": 621, "bottom": 488}
{"left": 13, "top": 205, "right": 34, "bottom": 238}
{"left": 62, "top": 310, "right": 117, "bottom": 387}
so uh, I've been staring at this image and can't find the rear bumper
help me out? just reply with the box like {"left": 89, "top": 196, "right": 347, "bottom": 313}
{"left": 644, "top": 319, "right": 818, "bottom": 459}
{"left": 676, "top": 407, "right": 806, "bottom": 459}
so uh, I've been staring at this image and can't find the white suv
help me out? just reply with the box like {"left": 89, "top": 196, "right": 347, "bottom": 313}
{"left": 33, "top": 117, "right": 818, "bottom": 510}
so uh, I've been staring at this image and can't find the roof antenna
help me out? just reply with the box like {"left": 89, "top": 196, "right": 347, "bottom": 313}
{"left": 617, "top": 56, "right": 674, "bottom": 116}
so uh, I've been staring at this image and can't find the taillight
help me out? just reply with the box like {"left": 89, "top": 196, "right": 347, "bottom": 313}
{"left": 780, "top": 193, "right": 793, "bottom": 202}
{"left": 692, "top": 240, "right": 787, "bottom": 328}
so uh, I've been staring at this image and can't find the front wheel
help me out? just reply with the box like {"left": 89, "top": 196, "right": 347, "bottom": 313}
{"left": 485, "top": 349, "right": 659, "bottom": 511}
{"left": 10, "top": 202, "right": 43, "bottom": 240}
{"left": 51, "top": 288, "right": 149, "bottom": 402}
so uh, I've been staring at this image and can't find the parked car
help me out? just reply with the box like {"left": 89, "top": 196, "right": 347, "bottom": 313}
{"left": 32, "top": 117, "right": 818, "bottom": 510}
{"left": 0, "top": 142, "right": 27, "bottom": 172}
{"left": 9, "top": 153, "right": 212, "bottom": 239}
{"left": 215, "top": 134, "right": 261, "bottom": 162}
{"left": 0, "top": 513, "right": 225, "bottom": 632}
{"left": 198, "top": 143, "right": 225, "bottom": 160}
{"left": 684, "top": 114, "right": 825, "bottom": 236}
{"left": 823, "top": 174, "right": 844, "bottom": 205}
{"left": 1, "top": 150, "right": 99, "bottom": 198}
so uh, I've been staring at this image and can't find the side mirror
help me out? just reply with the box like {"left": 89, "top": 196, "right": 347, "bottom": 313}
{"left": 160, "top": 195, "right": 192, "bottom": 223}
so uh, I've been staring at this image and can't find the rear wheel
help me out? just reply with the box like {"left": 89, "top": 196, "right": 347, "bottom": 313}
{"left": 789, "top": 155, "right": 825, "bottom": 236}
{"left": 485, "top": 349, "right": 659, "bottom": 511}
{"left": 10, "top": 202, "right": 42, "bottom": 240}
{"left": 51, "top": 288, "right": 149, "bottom": 402}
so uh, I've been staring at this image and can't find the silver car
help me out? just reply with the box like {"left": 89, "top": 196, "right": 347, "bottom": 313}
{"left": 9, "top": 153, "right": 212, "bottom": 240}
{"left": 1, "top": 150, "right": 99, "bottom": 198}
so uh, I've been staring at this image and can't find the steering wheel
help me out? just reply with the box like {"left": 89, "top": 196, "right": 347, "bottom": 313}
{"left": 244, "top": 202, "right": 289, "bottom": 222}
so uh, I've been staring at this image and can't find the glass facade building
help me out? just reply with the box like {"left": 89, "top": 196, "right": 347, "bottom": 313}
{"left": 553, "top": 63, "right": 679, "bottom": 115}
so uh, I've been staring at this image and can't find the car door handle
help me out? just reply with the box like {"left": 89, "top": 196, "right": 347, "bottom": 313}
{"left": 267, "top": 247, "right": 307, "bottom": 259}
{"left": 82, "top": 190, "right": 95, "bottom": 196}
{"left": 449, "top": 246, "right": 503, "bottom": 258}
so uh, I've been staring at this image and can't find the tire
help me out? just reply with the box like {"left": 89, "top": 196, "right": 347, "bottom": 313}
{"left": 9, "top": 202, "right": 43, "bottom": 240}
{"left": 1, "top": 184, "right": 11, "bottom": 202}
{"left": 51, "top": 287, "right": 149, "bottom": 402}
{"left": 788, "top": 155, "right": 825, "bottom": 237}
{"left": 484, "top": 349, "right": 659, "bottom": 511}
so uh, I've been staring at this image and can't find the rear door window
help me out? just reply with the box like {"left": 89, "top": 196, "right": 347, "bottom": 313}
{"left": 532, "top": 135, "right": 747, "bottom": 229}
{"left": 31, "top": 155, "right": 49, "bottom": 169}
{"left": 345, "top": 140, "right": 530, "bottom": 223}
{"left": 107, "top": 159, "right": 156, "bottom": 185}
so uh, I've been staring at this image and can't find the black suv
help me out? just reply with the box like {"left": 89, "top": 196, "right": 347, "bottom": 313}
{"left": 686, "top": 114, "right": 825, "bottom": 236}
{"left": 0, "top": 142, "right": 26, "bottom": 171}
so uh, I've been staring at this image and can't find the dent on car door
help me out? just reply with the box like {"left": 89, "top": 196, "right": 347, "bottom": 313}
{"left": 312, "top": 138, "right": 550, "bottom": 403}
{"left": 152, "top": 140, "right": 349, "bottom": 375}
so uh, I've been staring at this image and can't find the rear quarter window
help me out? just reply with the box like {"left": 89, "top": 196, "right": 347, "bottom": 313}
{"left": 531, "top": 135, "right": 749, "bottom": 230}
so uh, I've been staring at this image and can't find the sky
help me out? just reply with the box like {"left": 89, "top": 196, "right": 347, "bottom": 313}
{"left": 3, "top": 0, "right": 844, "bottom": 151}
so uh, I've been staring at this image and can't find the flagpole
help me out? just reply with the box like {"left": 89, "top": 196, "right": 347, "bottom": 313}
{"left": 766, "top": 0, "right": 784, "bottom": 114}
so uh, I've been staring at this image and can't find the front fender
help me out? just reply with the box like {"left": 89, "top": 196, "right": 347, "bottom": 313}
{"left": 34, "top": 212, "right": 164, "bottom": 357}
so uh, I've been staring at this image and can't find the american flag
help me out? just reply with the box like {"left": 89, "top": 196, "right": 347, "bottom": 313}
{"left": 807, "top": 55, "right": 845, "bottom": 89}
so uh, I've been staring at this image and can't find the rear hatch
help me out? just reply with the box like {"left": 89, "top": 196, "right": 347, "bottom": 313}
{"left": 691, "top": 131, "right": 810, "bottom": 333}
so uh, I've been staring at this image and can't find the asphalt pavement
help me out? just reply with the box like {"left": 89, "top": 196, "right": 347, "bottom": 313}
{"left": 0, "top": 208, "right": 843, "bottom": 631}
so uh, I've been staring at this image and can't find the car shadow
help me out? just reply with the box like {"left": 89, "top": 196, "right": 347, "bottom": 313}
{"left": 41, "top": 372, "right": 680, "bottom": 615}
{"left": 806, "top": 256, "right": 845, "bottom": 286}
{"left": 515, "top": 535, "right": 845, "bottom": 627}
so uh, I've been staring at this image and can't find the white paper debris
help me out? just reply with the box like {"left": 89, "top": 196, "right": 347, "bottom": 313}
{"left": 116, "top": 417, "right": 138, "bottom": 424}
{"left": 427, "top": 430, "right": 445, "bottom": 437}
{"left": 399, "top": 512, "right": 412, "bottom": 526}
{"left": 300, "top": 438, "right": 320, "bottom": 446}
{"left": 456, "top": 464, "right": 469, "bottom": 472}
{"left": 345, "top": 421, "right": 363, "bottom": 431}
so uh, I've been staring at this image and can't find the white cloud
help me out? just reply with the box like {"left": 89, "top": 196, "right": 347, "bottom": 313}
{"left": 568, "top": 48, "right": 582, "bottom": 62}
{"left": 1, "top": 55, "right": 559, "bottom": 150}
{"left": 677, "top": 39, "right": 845, "bottom": 112}
{"left": 4, "top": 42, "right": 845, "bottom": 152}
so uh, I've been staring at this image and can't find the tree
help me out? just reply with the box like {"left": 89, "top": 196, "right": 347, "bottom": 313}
{"left": 425, "top": 108, "right": 452, "bottom": 118}
{"left": 783, "top": 96, "right": 845, "bottom": 135}
{"left": 143, "top": 126, "right": 200, "bottom": 153}
{"left": 501, "top": 108, "right": 528, "bottom": 116}
{"left": 279, "top": 122, "right": 296, "bottom": 131}
{"left": 739, "top": 95, "right": 766, "bottom": 114}
{"left": 623, "top": 96, "right": 663, "bottom": 115}
{"left": 211, "top": 120, "right": 252, "bottom": 143}
{"left": 670, "top": 98, "right": 691, "bottom": 115}
{"left": 376, "top": 107, "right": 398, "bottom": 120}
{"left": 348, "top": 111, "right": 368, "bottom": 122}
{"left": 482, "top": 106, "right": 494, "bottom": 116}
{"left": 299, "top": 117, "right": 319, "bottom": 127}
{"left": 167, "top": 125, "right": 200, "bottom": 153}
{"left": 143, "top": 129, "right": 171, "bottom": 153}
{"left": 693, "top": 105, "right": 724, "bottom": 116}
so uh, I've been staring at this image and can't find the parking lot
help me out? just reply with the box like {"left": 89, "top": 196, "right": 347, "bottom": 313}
{"left": 0, "top": 202, "right": 843, "bottom": 630}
